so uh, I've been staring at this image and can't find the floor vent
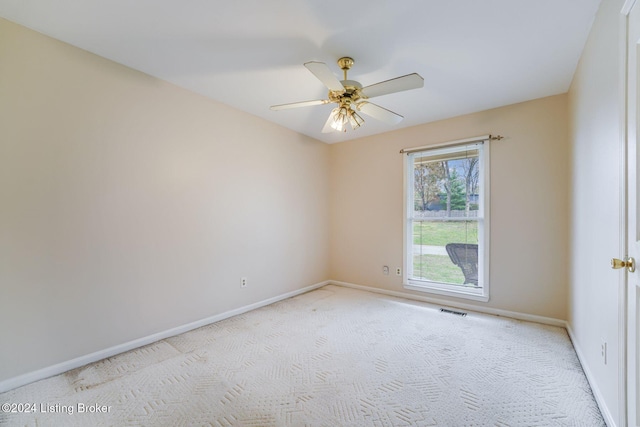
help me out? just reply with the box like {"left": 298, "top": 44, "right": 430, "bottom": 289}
{"left": 440, "top": 308, "right": 467, "bottom": 317}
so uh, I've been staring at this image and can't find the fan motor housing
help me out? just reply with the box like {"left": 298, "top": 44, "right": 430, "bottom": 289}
{"left": 329, "top": 80, "right": 363, "bottom": 103}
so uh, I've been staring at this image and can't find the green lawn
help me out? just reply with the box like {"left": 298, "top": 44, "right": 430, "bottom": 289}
{"left": 413, "top": 254, "right": 465, "bottom": 284}
{"left": 412, "top": 221, "right": 478, "bottom": 285}
{"left": 413, "top": 221, "right": 478, "bottom": 246}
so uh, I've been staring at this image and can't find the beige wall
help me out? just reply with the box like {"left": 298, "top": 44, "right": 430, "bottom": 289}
{"left": 567, "top": 0, "right": 624, "bottom": 423}
{"left": 0, "top": 18, "right": 330, "bottom": 382}
{"left": 329, "top": 94, "right": 569, "bottom": 320}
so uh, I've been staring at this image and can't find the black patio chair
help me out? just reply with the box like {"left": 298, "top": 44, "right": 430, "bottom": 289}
{"left": 445, "top": 243, "right": 479, "bottom": 285}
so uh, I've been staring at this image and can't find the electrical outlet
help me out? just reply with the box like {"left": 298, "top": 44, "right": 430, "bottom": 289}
{"left": 601, "top": 342, "right": 607, "bottom": 365}
{"left": 395, "top": 267, "right": 402, "bottom": 276}
{"left": 383, "top": 266, "right": 389, "bottom": 275}
{"left": 241, "top": 277, "right": 247, "bottom": 288}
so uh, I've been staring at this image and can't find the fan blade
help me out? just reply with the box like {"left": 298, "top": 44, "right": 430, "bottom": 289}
{"left": 304, "top": 61, "right": 345, "bottom": 92}
{"left": 270, "top": 99, "right": 330, "bottom": 111}
{"left": 361, "top": 73, "right": 424, "bottom": 99}
{"left": 357, "top": 102, "right": 403, "bottom": 125}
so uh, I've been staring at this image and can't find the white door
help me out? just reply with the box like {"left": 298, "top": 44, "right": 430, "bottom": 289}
{"left": 627, "top": 1, "right": 640, "bottom": 425}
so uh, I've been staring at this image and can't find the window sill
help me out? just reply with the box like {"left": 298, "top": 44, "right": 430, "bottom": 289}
{"left": 403, "top": 281, "right": 489, "bottom": 302}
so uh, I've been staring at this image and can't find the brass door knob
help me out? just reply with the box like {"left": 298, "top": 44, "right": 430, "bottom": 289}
{"left": 611, "top": 257, "right": 636, "bottom": 272}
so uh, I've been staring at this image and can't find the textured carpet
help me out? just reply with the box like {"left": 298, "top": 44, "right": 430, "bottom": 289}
{"left": 0, "top": 285, "right": 605, "bottom": 426}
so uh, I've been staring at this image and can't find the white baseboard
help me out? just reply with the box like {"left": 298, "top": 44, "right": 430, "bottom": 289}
{"left": 329, "top": 280, "right": 567, "bottom": 327}
{"left": 565, "top": 324, "right": 616, "bottom": 427}
{"left": 0, "top": 281, "right": 329, "bottom": 394}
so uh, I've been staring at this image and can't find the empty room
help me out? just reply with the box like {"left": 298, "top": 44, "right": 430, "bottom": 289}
{"left": 1, "top": 0, "right": 638, "bottom": 426}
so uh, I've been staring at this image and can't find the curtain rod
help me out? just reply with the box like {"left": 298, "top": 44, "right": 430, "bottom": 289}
{"left": 399, "top": 134, "right": 504, "bottom": 154}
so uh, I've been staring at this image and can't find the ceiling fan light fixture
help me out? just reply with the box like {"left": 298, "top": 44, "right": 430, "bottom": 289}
{"left": 330, "top": 105, "right": 350, "bottom": 132}
{"left": 349, "top": 110, "right": 364, "bottom": 130}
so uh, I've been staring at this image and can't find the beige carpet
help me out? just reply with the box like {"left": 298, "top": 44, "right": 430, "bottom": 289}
{"left": 0, "top": 285, "right": 604, "bottom": 426}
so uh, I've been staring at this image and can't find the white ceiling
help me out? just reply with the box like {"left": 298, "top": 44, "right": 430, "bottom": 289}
{"left": 0, "top": 0, "right": 601, "bottom": 143}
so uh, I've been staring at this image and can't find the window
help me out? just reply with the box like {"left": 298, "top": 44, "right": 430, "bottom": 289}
{"left": 403, "top": 139, "right": 490, "bottom": 301}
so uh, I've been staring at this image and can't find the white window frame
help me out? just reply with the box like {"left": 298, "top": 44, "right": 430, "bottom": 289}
{"left": 402, "top": 138, "right": 490, "bottom": 302}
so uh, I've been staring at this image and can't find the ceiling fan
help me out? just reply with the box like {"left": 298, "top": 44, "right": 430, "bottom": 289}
{"left": 270, "top": 57, "right": 424, "bottom": 133}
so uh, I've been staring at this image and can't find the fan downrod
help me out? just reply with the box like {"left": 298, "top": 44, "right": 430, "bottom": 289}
{"left": 337, "top": 57, "right": 354, "bottom": 80}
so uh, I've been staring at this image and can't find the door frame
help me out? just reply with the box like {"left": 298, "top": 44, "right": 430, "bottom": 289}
{"left": 623, "top": 1, "right": 637, "bottom": 425}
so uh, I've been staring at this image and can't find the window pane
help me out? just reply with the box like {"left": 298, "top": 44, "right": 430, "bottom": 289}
{"left": 413, "top": 156, "right": 480, "bottom": 218}
{"left": 412, "top": 220, "right": 479, "bottom": 286}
